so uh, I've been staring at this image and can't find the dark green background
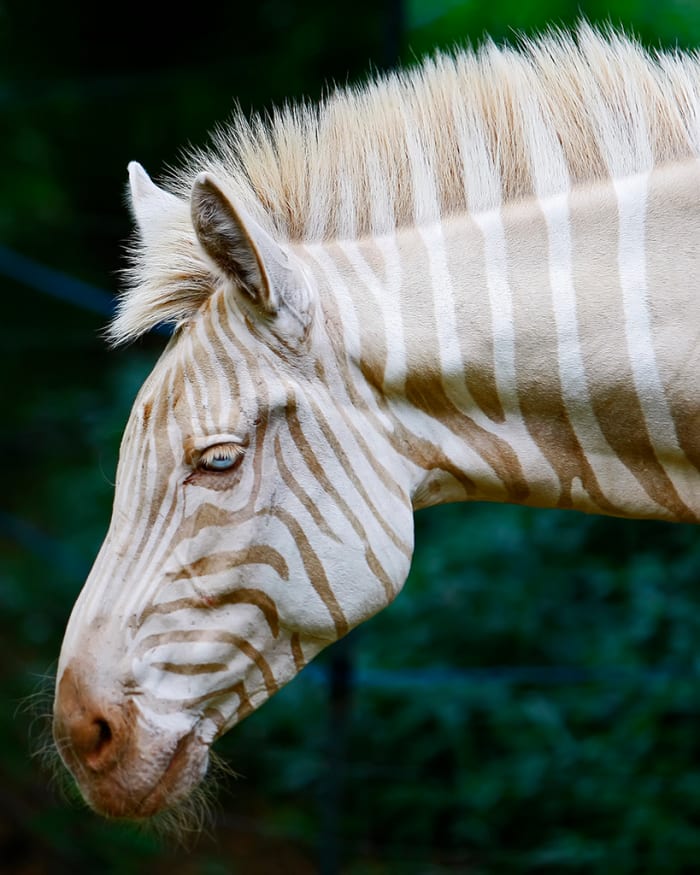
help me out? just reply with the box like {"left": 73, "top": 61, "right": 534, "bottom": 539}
{"left": 4, "top": 1, "right": 700, "bottom": 872}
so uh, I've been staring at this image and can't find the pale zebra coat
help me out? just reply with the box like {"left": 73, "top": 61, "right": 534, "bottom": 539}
{"left": 54, "top": 24, "right": 700, "bottom": 819}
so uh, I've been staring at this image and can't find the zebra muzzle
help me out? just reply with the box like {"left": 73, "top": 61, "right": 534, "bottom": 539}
{"left": 53, "top": 663, "right": 208, "bottom": 818}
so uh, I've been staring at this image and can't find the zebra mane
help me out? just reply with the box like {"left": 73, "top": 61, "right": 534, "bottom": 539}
{"left": 114, "top": 22, "right": 700, "bottom": 344}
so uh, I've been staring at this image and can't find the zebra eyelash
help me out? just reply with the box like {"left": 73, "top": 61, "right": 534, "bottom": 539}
{"left": 195, "top": 443, "right": 245, "bottom": 473}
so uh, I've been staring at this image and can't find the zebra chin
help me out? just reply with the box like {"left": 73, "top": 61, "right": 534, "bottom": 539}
{"left": 52, "top": 664, "right": 212, "bottom": 819}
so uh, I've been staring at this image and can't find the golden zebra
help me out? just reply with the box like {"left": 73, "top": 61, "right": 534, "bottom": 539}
{"left": 54, "top": 25, "right": 700, "bottom": 818}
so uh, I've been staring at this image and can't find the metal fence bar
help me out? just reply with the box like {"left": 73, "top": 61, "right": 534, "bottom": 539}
{"left": 0, "top": 245, "right": 115, "bottom": 316}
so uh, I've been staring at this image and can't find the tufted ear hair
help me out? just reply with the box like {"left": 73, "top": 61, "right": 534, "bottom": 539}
{"left": 191, "top": 172, "right": 303, "bottom": 320}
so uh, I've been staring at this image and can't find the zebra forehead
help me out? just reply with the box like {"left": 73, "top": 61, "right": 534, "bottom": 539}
{"left": 121, "top": 323, "right": 263, "bottom": 449}
{"left": 113, "top": 22, "right": 700, "bottom": 344}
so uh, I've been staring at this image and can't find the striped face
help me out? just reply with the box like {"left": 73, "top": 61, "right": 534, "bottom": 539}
{"left": 53, "top": 171, "right": 415, "bottom": 819}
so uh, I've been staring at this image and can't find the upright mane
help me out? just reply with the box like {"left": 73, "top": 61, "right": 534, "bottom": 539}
{"left": 113, "top": 22, "right": 700, "bottom": 344}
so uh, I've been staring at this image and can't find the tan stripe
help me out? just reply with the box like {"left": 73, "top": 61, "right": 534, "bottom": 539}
{"left": 273, "top": 433, "right": 341, "bottom": 543}
{"left": 270, "top": 506, "right": 348, "bottom": 638}
{"left": 201, "top": 705, "right": 227, "bottom": 737}
{"left": 645, "top": 160, "right": 700, "bottom": 477}
{"left": 218, "top": 295, "right": 273, "bottom": 515}
{"left": 388, "top": 417, "right": 479, "bottom": 505}
{"left": 309, "top": 397, "right": 412, "bottom": 560}
{"left": 182, "top": 333, "right": 209, "bottom": 428}
{"left": 314, "top": 357, "right": 410, "bottom": 506}
{"left": 364, "top": 547, "right": 396, "bottom": 602}
{"left": 137, "top": 629, "right": 278, "bottom": 696}
{"left": 178, "top": 503, "right": 233, "bottom": 537}
{"left": 141, "top": 400, "right": 153, "bottom": 427}
{"left": 150, "top": 681, "right": 255, "bottom": 724}
{"left": 290, "top": 633, "right": 306, "bottom": 672}
{"left": 569, "top": 179, "right": 691, "bottom": 518}
{"left": 151, "top": 661, "right": 228, "bottom": 675}
{"left": 120, "top": 364, "right": 183, "bottom": 583}
{"left": 232, "top": 635, "right": 279, "bottom": 696}
{"left": 404, "top": 371, "right": 530, "bottom": 502}
{"left": 286, "top": 391, "right": 410, "bottom": 574}
{"left": 178, "top": 681, "right": 253, "bottom": 723}
{"left": 503, "top": 195, "right": 619, "bottom": 513}
{"left": 169, "top": 503, "right": 260, "bottom": 562}
{"left": 444, "top": 214, "right": 505, "bottom": 423}
{"left": 212, "top": 292, "right": 242, "bottom": 402}
{"left": 139, "top": 587, "right": 280, "bottom": 637}
{"left": 336, "top": 237, "right": 390, "bottom": 390}
{"left": 395, "top": 225, "right": 528, "bottom": 500}
{"left": 312, "top": 268, "right": 475, "bottom": 502}
{"left": 234, "top": 682, "right": 254, "bottom": 722}
{"left": 168, "top": 353, "right": 197, "bottom": 436}
{"left": 168, "top": 547, "right": 289, "bottom": 584}
{"left": 285, "top": 393, "right": 365, "bottom": 541}
{"left": 300, "top": 246, "right": 475, "bottom": 503}
{"left": 308, "top": 259, "right": 431, "bottom": 486}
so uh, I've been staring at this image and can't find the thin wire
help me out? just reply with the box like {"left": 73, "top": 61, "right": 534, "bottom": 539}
{"left": 0, "top": 245, "right": 114, "bottom": 316}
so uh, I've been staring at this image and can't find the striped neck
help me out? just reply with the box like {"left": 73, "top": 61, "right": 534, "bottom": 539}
{"left": 304, "top": 158, "right": 700, "bottom": 523}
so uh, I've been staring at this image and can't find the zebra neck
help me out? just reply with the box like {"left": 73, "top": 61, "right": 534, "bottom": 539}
{"left": 305, "top": 158, "right": 700, "bottom": 521}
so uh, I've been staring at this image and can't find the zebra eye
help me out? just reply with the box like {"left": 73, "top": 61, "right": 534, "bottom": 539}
{"left": 197, "top": 443, "right": 244, "bottom": 473}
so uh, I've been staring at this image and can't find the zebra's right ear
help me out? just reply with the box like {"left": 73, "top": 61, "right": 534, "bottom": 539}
{"left": 191, "top": 173, "right": 313, "bottom": 343}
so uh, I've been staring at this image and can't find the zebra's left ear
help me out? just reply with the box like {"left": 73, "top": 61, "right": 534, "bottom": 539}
{"left": 191, "top": 173, "right": 312, "bottom": 338}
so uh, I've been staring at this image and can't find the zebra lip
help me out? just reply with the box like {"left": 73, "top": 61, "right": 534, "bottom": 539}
{"left": 130, "top": 730, "right": 201, "bottom": 818}
{"left": 82, "top": 728, "right": 209, "bottom": 820}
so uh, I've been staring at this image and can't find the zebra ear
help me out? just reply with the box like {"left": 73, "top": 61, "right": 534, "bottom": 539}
{"left": 128, "top": 162, "right": 182, "bottom": 242}
{"left": 191, "top": 172, "right": 290, "bottom": 318}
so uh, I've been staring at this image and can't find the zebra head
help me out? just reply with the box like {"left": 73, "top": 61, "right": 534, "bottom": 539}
{"left": 53, "top": 165, "right": 416, "bottom": 819}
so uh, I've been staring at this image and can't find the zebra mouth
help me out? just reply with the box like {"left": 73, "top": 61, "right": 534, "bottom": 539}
{"left": 81, "top": 728, "right": 210, "bottom": 820}
{"left": 129, "top": 731, "right": 209, "bottom": 819}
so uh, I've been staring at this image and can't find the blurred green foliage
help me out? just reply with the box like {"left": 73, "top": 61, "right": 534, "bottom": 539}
{"left": 5, "top": 1, "right": 700, "bottom": 872}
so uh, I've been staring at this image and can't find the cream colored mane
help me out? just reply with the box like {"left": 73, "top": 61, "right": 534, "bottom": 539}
{"left": 113, "top": 23, "right": 700, "bottom": 344}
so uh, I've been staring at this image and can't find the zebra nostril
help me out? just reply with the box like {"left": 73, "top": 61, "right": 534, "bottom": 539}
{"left": 71, "top": 715, "right": 116, "bottom": 769}
{"left": 54, "top": 667, "right": 123, "bottom": 773}
{"left": 93, "top": 718, "right": 112, "bottom": 753}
